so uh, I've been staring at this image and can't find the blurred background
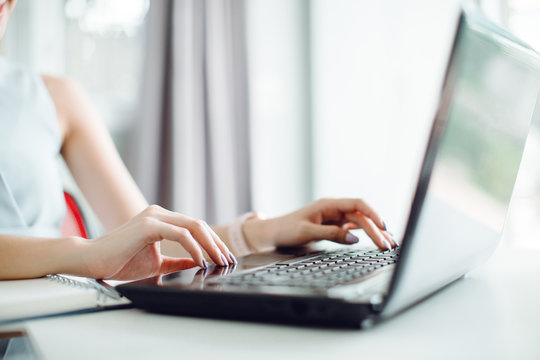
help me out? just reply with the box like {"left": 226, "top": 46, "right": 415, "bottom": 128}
{"left": 0, "top": 0, "right": 538, "bottom": 248}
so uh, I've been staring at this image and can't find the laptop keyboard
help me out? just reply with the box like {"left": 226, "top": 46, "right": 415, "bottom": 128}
{"left": 215, "top": 247, "right": 400, "bottom": 289}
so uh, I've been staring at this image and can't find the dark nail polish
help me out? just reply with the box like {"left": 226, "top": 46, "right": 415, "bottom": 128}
{"left": 345, "top": 233, "right": 359, "bottom": 244}
{"left": 229, "top": 252, "right": 237, "bottom": 264}
{"left": 202, "top": 259, "right": 208, "bottom": 268}
{"left": 220, "top": 254, "right": 229, "bottom": 266}
{"left": 382, "top": 220, "right": 388, "bottom": 231}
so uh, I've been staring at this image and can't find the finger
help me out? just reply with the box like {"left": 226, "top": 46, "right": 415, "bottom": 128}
{"left": 303, "top": 223, "right": 360, "bottom": 245}
{"left": 182, "top": 219, "right": 229, "bottom": 266}
{"left": 159, "top": 257, "right": 197, "bottom": 274}
{"left": 383, "top": 230, "right": 399, "bottom": 247}
{"left": 341, "top": 222, "right": 359, "bottom": 232}
{"left": 154, "top": 210, "right": 229, "bottom": 266}
{"left": 345, "top": 212, "right": 393, "bottom": 250}
{"left": 318, "top": 198, "right": 386, "bottom": 230}
{"left": 144, "top": 220, "right": 207, "bottom": 268}
{"left": 204, "top": 223, "right": 236, "bottom": 264}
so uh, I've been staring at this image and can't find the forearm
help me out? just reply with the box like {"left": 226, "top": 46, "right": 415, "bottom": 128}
{"left": 0, "top": 235, "right": 90, "bottom": 280}
{"left": 63, "top": 117, "right": 148, "bottom": 231}
{"left": 44, "top": 76, "right": 147, "bottom": 232}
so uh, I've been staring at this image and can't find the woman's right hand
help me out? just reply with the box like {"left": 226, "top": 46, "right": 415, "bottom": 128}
{"left": 85, "top": 205, "right": 234, "bottom": 280}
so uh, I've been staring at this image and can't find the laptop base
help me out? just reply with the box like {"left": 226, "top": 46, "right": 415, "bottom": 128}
{"left": 118, "top": 284, "right": 376, "bottom": 328}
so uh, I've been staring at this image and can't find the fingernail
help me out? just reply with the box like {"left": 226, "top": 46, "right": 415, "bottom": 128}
{"left": 220, "top": 254, "right": 229, "bottom": 266}
{"left": 202, "top": 259, "right": 208, "bottom": 269}
{"left": 382, "top": 220, "right": 388, "bottom": 231}
{"left": 228, "top": 252, "right": 237, "bottom": 264}
{"left": 382, "top": 239, "right": 391, "bottom": 250}
{"left": 391, "top": 237, "right": 399, "bottom": 247}
{"left": 345, "top": 233, "right": 359, "bottom": 244}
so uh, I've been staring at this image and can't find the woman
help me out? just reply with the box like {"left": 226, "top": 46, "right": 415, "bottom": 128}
{"left": 0, "top": 0, "right": 396, "bottom": 281}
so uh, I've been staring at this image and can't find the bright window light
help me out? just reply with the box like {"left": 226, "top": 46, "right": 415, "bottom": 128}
{"left": 64, "top": 0, "right": 149, "bottom": 37}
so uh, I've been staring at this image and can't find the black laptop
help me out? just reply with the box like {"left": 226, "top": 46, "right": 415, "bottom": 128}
{"left": 117, "top": 6, "right": 540, "bottom": 328}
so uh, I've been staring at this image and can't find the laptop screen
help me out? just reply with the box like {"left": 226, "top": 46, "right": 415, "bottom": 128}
{"left": 383, "top": 9, "right": 540, "bottom": 317}
{"left": 431, "top": 19, "right": 538, "bottom": 234}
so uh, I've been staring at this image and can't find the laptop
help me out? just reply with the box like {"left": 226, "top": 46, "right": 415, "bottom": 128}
{"left": 117, "top": 6, "right": 540, "bottom": 328}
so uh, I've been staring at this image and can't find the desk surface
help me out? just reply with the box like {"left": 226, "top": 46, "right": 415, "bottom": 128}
{"left": 23, "top": 246, "right": 540, "bottom": 360}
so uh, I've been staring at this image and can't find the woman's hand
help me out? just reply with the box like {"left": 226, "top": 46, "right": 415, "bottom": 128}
{"left": 86, "top": 205, "right": 234, "bottom": 280}
{"left": 244, "top": 198, "right": 397, "bottom": 252}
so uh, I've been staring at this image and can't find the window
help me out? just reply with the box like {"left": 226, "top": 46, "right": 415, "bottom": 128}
{"left": 0, "top": 0, "right": 149, "bottom": 158}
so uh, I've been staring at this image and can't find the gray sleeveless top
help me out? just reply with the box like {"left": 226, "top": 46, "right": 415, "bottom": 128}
{"left": 0, "top": 57, "right": 66, "bottom": 237}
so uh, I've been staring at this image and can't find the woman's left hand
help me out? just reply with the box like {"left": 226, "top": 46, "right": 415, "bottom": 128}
{"left": 244, "top": 198, "right": 397, "bottom": 252}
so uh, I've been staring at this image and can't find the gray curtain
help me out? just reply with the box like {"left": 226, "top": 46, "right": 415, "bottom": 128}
{"left": 129, "top": 0, "right": 252, "bottom": 225}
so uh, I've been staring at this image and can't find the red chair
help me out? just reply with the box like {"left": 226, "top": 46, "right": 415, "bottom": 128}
{"left": 61, "top": 191, "right": 89, "bottom": 239}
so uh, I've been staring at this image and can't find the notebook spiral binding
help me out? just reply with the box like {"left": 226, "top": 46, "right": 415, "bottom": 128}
{"left": 46, "top": 274, "right": 122, "bottom": 304}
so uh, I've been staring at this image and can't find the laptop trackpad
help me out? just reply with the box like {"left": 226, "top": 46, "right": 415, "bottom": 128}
{"left": 239, "top": 253, "right": 296, "bottom": 267}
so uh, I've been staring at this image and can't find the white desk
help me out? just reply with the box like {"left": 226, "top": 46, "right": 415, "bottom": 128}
{"left": 22, "top": 246, "right": 540, "bottom": 360}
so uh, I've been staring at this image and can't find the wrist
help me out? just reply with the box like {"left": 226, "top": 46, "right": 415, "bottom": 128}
{"left": 243, "top": 217, "right": 275, "bottom": 252}
{"left": 50, "top": 236, "right": 93, "bottom": 277}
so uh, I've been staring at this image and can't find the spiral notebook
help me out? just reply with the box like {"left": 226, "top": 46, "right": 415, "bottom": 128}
{"left": 0, "top": 275, "right": 131, "bottom": 324}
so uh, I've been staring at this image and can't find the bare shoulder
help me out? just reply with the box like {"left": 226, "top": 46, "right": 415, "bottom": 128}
{"left": 41, "top": 74, "right": 89, "bottom": 141}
